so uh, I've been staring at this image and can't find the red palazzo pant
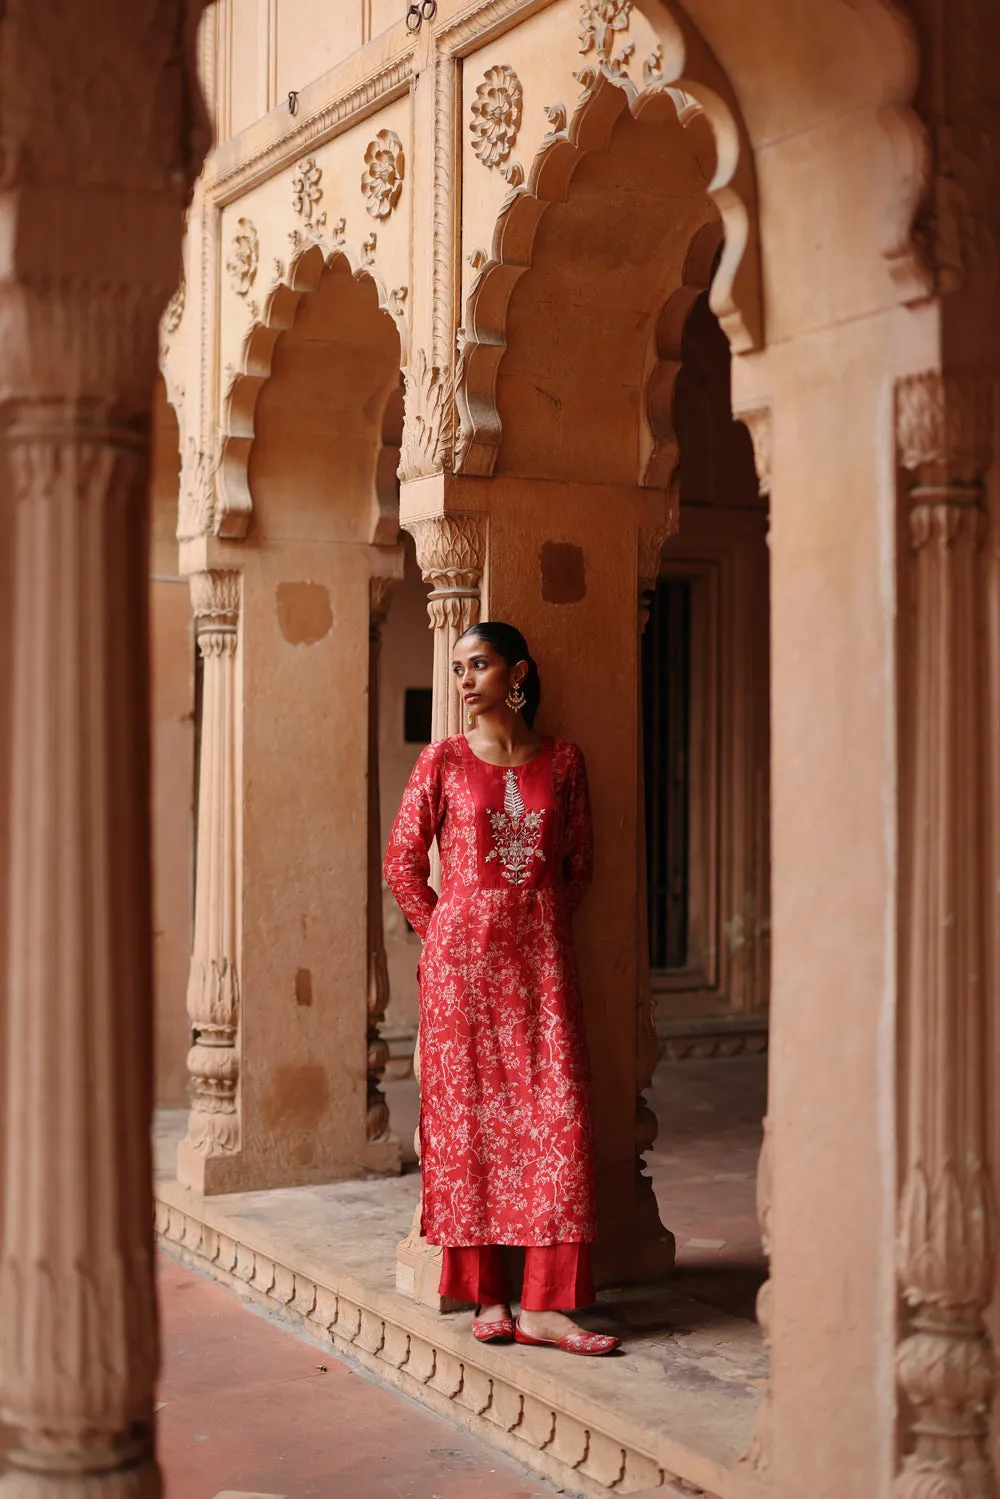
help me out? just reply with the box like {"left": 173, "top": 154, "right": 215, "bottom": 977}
{"left": 439, "top": 1243, "right": 595, "bottom": 1311}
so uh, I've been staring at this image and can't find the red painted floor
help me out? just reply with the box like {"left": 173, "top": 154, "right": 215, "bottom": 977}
{"left": 157, "top": 1253, "right": 554, "bottom": 1499}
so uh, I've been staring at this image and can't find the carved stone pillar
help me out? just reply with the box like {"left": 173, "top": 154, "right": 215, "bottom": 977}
{"left": 406, "top": 513, "right": 487, "bottom": 740}
{"left": 177, "top": 570, "right": 242, "bottom": 1194}
{"left": 0, "top": 4, "right": 209, "bottom": 1492}
{"left": 367, "top": 578, "right": 400, "bottom": 1171}
{"left": 894, "top": 371, "right": 996, "bottom": 1499}
{"left": 734, "top": 404, "right": 775, "bottom": 1490}
{"left": 395, "top": 512, "right": 485, "bottom": 1306}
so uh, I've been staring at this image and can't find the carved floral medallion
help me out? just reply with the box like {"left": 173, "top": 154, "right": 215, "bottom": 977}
{"left": 291, "top": 155, "right": 325, "bottom": 226}
{"left": 226, "top": 217, "right": 259, "bottom": 296}
{"left": 470, "top": 65, "right": 523, "bottom": 169}
{"left": 362, "top": 129, "right": 405, "bottom": 219}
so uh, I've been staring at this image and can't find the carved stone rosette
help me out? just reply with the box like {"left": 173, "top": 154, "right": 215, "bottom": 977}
{"left": 361, "top": 129, "right": 405, "bottom": 220}
{"left": 470, "top": 64, "right": 523, "bottom": 169}
{"left": 367, "top": 577, "right": 395, "bottom": 1146}
{"left": 179, "top": 571, "right": 243, "bottom": 1178}
{"left": 894, "top": 371, "right": 996, "bottom": 1499}
{"left": 405, "top": 514, "right": 487, "bottom": 741}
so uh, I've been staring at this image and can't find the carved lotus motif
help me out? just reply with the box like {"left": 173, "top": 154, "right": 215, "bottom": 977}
{"left": 361, "top": 129, "right": 404, "bottom": 220}
{"left": 470, "top": 65, "right": 523, "bottom": 169}
{"left": 226, "top": 218, "right": 259, "bottom": 297}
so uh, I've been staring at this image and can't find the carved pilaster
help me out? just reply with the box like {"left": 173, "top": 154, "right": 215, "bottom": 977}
{"left": 367, "top": 577, "right": 399, "bottom": 1164}
{"left": 0, "top": 409, "right": 161, "bottom": 1495}
{"left": 0, "top": 3, "right": 209, "bottom": 1492}
{"left": 396, "top": 514, "right": 486, "bottom": 1306}
{"left": 894, "top": 370, "right": 996, "bottom": 1499}
{"left": 405, "top": 514, "right": 486, "bottom": 740}
{"left": 178, "top": 570, "right": 242, "bottom": 1188}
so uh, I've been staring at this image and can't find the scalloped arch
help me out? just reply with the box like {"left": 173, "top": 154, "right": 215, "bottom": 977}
{"left": 455, "top": 57, "right": 758, "bottom": 480}
{"left": 634, "top": 0, "right": 931, "bottom": 302}
{"left": 641, "top": 219, "right": 724, "bottom": 489}
{"left": 217, "top": 242, "right": 407, "bottom": 539}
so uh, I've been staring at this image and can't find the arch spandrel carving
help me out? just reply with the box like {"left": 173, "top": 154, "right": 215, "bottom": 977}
{"left": 216, "top": 241, "right": 408, "bottom": 540}
{"left": 456, "top": 62, "right": 735, "bottom": 482}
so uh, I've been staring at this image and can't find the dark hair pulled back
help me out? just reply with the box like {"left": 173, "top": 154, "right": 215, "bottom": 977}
{"left": 459, "top": 620, "right": 542, "bottom": 729}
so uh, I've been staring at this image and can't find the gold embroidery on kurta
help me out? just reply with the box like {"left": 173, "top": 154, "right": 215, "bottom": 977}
{"left": 485, "top": 768, "right": 546, "bottom": 886}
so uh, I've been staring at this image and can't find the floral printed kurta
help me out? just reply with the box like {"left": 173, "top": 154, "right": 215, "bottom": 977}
{"left": 383, "top": 735, "right": 597, "bottom": 1247}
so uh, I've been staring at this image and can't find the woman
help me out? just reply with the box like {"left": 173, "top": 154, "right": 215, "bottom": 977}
{"left": 383, "top": 621, "right": 619, "bottom": 1357}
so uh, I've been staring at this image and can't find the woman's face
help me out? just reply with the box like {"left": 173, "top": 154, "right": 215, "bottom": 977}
{"left": 452, "top": 635, "right": 525, "bottom": 717}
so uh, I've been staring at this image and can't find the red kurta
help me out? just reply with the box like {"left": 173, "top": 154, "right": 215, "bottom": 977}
{"left": 383, "top": 735, "right": 597, "bottom": 1247}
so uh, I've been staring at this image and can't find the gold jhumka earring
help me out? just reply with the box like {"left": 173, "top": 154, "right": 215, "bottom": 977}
{"left": 467, "top": 708, "right": 475, "bottom": 728}
{"left": 505, "top": 681, "right": 527, "bottom": 714}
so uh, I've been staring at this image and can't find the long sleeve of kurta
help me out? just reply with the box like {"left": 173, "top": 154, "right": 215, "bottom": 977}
{"left": 561, "top": 743, "right": 594, "bottom": 914}
{"left": 383, "top": 742, "right": 444, "bottom": 939}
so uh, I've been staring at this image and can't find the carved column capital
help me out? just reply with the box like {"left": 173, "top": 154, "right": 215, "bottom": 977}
{"left": 896, "top": 372, "right": 992, "bottom": 496}
{"left": 405, "top": 512, "right": 485, "bottom": 576}
{"left": 189, "top": 569, "right": 240, "bottom": 658}
{"left": 404, "top": 514, "right": 486, "bottom": 740}
{"left": 190, "top": 568, "right": 240, "bottom": 623}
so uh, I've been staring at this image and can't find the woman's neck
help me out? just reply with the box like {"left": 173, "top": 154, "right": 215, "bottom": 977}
{"left": 467, "top": 711, "right": 541, "bottom": 764}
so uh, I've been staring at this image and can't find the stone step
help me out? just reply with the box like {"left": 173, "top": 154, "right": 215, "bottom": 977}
{"left": 153, "top": 1115, "right": 763, "bottom": 1499}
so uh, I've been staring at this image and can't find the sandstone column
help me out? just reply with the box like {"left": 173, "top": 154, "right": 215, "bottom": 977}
{"left": 366, "top": 576, "right": 400, "bottom": 1168}
{"left": 395, "top": 512, "right": 485, "bottom": 1305}
{"left": 0, "top": 3, "right": 209, "bottom": 1492}
{"left": 894, "top": 371, "right": 996, "bottom": 1499}
{"left": 177, "top": 570, "right": 242, "bottom": 1193}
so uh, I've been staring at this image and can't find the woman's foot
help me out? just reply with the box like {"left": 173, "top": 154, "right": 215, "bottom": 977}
{"left": 471, "top": 1302, "right": 515, "bottom": 1343}
{"left": 515, "top": 1309, "right": 620, "bottom": 1357}
{"left": 516, "top": 1309, "right": 581, "bottom": 1341}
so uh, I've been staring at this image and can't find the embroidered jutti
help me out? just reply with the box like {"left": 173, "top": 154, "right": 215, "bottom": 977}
{"left": 383, "top": 735, "right": 597, "bottom": 1247}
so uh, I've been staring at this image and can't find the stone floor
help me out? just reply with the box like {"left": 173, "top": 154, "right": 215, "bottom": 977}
{"left": 155, "top": 1054, "right": 768, "bottom": 1497}
{"left": 158, "top": 1253, "right": 555, "bottom": 1498}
